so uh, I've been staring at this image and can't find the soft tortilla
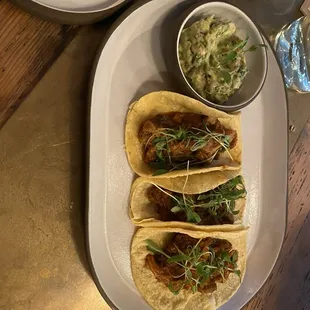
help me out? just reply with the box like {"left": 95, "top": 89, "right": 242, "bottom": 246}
{"left": 131, "top": 227, "right": 247, "bottom": 310}
{"left": 130, "top": 172, "right": 246, "bottom": 230}
{"left": 125, "top": 91, "right": 242, "bottom": 178}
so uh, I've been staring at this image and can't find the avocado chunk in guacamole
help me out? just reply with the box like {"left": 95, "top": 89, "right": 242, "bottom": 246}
{"left": 178, "top": 16, "right": 248, "bottom": 104}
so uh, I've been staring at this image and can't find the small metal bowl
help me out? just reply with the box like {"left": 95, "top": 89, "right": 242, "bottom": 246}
{"left": 175, "top": 2, "right": 268, "bottom": 112}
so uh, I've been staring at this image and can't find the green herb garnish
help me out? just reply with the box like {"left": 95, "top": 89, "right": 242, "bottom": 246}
{"left": 196, "top": 175, "right": 246, "bottom": 217}
{"left": 152, "top": 182, "right": 201, "bottom": 223}
{"left": 219, "top": 37, "right": 267, "bottom": 84}
{"left": 146, "top": 239, "right": 170, "bottom": 258}
{"left": 152, "top": 169, "right": 168, "bottom": 176}
{"left": 146, "top": 121, "right": 233, "bottom": 176}
{"left": 146, "top": 238, "right": 241, "bottom": 295}
{"left": 223, "top": 35, "right": 267, "bottom": 63}
{"left": 152, "top": 175, "right": 246, "bottom": 224}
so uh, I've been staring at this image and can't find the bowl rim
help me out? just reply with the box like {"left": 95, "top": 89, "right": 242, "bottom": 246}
{"left": 176, "top": 1, "right": 268, "bottom": 111}
{"left": 31, "top": 0, "right": 125, "bottom": 14}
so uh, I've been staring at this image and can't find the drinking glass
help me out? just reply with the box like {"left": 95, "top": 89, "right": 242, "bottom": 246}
{"left": 274, "top": 16, "right": 310, "bottom": 92}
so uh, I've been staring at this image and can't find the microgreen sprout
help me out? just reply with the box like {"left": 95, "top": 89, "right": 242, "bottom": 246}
{"left": 151, "top": 175, "right": 246, "bottom": 224}
{"left": 219, "top": 36, "right": 267, "bottom": 84}
{"left": 145, "top": 238, "right": 240, "bottom": 295}
{"left": 146, "top": 121, "right": 233, "bottom": 176}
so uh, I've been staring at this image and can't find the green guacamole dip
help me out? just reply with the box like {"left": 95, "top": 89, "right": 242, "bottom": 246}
{"left": 178, "top": 16, "right": 248, "bottom": 104}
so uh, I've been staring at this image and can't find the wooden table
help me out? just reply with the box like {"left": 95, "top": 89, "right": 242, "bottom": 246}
{"left": 0, "top": 1, "right": 310, "bottom": 310}
{"left": 244, "top": 119, "right": 310, "bottom": 310}
{"left": 0, "top": 1, "right": 79, "bottom": 127}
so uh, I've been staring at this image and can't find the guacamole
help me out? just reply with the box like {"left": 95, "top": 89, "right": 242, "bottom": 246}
{"left": 178, "top": 16, "right": 248, "bottom": 104}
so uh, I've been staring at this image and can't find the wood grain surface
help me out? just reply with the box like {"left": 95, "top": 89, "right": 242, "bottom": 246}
{"left": 0, "top": 0, "right": 78, "bottom": 128}
{"left": 244, "top": 118, "right": 310, "bottom": 310}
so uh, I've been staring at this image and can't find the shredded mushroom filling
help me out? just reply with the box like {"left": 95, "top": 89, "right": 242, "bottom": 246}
{"left": 146, "top": 234, "right": 241, "bottom": 295}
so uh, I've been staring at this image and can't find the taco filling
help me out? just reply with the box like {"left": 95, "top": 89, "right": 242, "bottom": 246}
{"left": 147, "top": 176, "right": 246, "bottom": 225}
{"left": 138, "top": 112, "right": 237, "bottom": 175}
{"left": 146, "top": 233, "right": 240, "bottom": 295}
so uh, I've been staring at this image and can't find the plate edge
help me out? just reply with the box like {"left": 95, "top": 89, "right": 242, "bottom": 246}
{"left": 8, "top": 0, "right": 130, "bottom": 25}
{"left": 85, "top": 1, "right": 289, "bottom": 310}
{"left": 86, "top": 1, "right": 153, "bottom": 309}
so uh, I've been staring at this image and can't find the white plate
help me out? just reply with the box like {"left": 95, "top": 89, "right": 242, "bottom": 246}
{"left": 9, "top": 0, "right": 127, "bottom": 24}
{"left": 32, "top": 0, "right": 124, "bottom": 13}
{"left": 87, "top": 0, "right": 288, "bottom": 309}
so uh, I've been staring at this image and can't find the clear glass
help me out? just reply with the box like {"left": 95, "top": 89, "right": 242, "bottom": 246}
{"left": 274, "top": 16, "right": 310, "bottom": 92}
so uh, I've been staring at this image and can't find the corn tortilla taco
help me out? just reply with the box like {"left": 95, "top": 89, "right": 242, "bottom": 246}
{"left": 130, "top": 171, "right": 246, "bottom": 230}
{"left": 125, "top": 91, "right": 241, "bottom": 178}
{"left": 131, "top": 227, "right": 247, "bottom": 310}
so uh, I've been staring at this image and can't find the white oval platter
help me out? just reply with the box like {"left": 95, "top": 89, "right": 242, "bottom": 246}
{"left": 88, "top": 0, "right": 288, "bottom": 309}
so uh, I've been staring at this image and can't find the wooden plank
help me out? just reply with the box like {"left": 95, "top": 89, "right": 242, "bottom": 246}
{"left": 244, "top": 118, "right": 310, "bottom": 309}
{"left": 0, "top": 0, "right": 79, "bottom": 128}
